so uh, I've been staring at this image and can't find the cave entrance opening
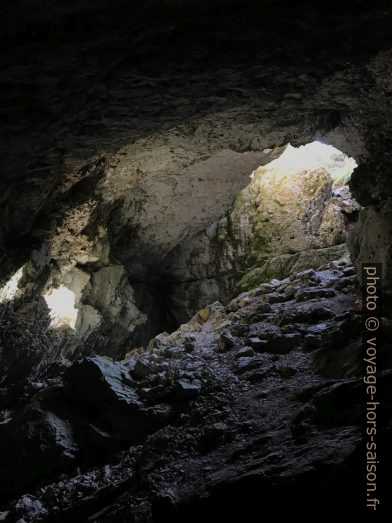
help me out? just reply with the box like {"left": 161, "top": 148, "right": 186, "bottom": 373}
{"left": 157, "top": 141, "right": 360, "bottom": 335}
{"left": 0, "top": 141, "right": 360, "bottom": 356}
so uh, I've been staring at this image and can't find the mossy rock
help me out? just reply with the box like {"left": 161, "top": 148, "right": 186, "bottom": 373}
{"left": 236, "top": 254, "right": 295, "bottom": 294}
{"left": 289, "top": 244, "right": 348, "bottom": 275}
{"left": 235, "top": 244, "right": 349, "bottom": 294}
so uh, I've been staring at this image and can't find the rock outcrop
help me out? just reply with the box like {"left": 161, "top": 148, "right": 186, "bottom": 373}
{"left": 1, "top": 256, "right": 391, "bottom": 520}
{"left": 161, "top": 143, "right": 360, "bottom": 322}
{"left": 0, "top": 143, "right": 359, "bottom": 381}
{"left": 0, "top": 2, "right": 392, "bottom": 519}
{"left": 0, "top": 1, "right": 392, "bottom": 369}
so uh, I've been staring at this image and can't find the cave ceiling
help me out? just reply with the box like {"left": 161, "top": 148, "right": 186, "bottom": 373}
{"left": 1, "top": 2, "right": 392, "bottom": 272}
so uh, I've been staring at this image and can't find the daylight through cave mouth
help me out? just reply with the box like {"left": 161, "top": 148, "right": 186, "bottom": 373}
{"left": 2, "top": 4, "right": 392, "bottom": 517}
{"left": 154, "top": 140, "right": 359, "bottom": 336}
{"left": 0, "top": 141, "right": 360, "bottom": 355}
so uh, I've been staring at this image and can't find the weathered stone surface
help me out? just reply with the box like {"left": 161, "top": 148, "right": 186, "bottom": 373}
{"left": 64, "top": 356, "right": 165, "bottom": 442}
{"left": 277, "top": 366, "right": 297, "bottom": 379}
{"left": 0, "top": 402, "right": 78, "bottom": 498}
{"left": 0, "top": 2, "right": 392, "bottom": 520}
{"left": 235, "top": 347, "right": 255, "bottom": 359}
{"left": 247, "top": 337, "right": 269, "bottom": 352}
{"left": 233, "top": 356, "right": 263, "bottom": 374}
{"left": 1, "top": 257, "right": 391, "bottom": 519}
{"left": 348, "top": 201, "right": 392, "bottom": 296}
{"left": 162, "top": 159, "right": 358, "bottom": 314}
{"left": 0, "top": 0, "right": 391, "bottom": 373}
{"left": 175, "top": 379, "right": 201, "bottom": 399}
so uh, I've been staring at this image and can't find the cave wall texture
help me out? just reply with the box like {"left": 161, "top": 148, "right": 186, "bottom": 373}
{"left": 1, "top": 1, "right": 392, "bottom": 520}
{"left": 1, "top": 0, "right": 392, "bottom": 367}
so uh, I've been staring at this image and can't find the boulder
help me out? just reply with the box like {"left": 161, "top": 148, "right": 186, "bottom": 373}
{"left": 0, "top": 403, "right": 78, "bottom": 497}
{"left": 175, "top": 379, "right": 202, "bottom": 399}
{"left": 65, "top": 356, "right": 167, "bottom": 442}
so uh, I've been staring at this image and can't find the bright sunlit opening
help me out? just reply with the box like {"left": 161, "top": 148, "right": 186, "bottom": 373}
{"left": 252, "top": 141, "right": 357, "bottom": 184}
{"left": 43, "top": 285, "right": 78, "bottom": 329}
{"left": 0, "top": 266, "right": 25, "bottom": 303}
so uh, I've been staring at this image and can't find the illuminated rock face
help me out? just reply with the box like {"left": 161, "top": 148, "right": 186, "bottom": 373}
{"left": 1, "top": 143, "right": 359, "bottom": 356}
{"left": 161, "top": 143, "right": 360, "bottom": 323}
{"left": 0, "top": 3, "right": 392, "bottom": 520}
{"left": 0, "top": 2, "right": 391, "bottom": 368}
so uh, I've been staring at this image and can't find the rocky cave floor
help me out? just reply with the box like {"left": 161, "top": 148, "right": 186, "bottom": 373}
{"left": 2, "top": 254, "right": 391, "bottom": 521}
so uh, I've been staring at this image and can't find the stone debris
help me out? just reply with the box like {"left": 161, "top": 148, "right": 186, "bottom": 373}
{"left": 1, "top": 257, "right": 387, "bottom": 521}
{"left": 1, "top": 245, "right": 392, "bottom": 523}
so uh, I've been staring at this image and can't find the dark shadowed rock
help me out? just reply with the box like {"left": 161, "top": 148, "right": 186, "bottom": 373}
{"left": 234, "top": 357, "right": 263, "bottom": 374}
{"left": 248, "top": 337, "right": 269, "bottom": 351}
{"left": 0, "top": 403, "right": 78, "bottom": 498}
{"left": 235, "top": 347, "right": 255, "bottom": 359}
{"left": 175, "top": 379, "right": 202, "bottom": 399}
{"left": 277, "top": 366, "right": 297, "bottom": 379}
{"left": 65, "top": 356, "right": 170, "bottom": 442}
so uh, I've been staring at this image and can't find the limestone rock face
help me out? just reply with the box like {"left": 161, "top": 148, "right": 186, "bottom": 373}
{"left": 0, "top": 1, "right": 391, "bottom": 350}
{"left": 82, "top": 265, "right": 147, "bottom": 354}
{"left": 0, "top": 0, "right": 391, "bottom": 363}
{"left": 0, "top": 7, "right": 391, "bottom": 498}
{"left": 235, "top": 244, "right": 349, "bottom": 294}
{"left": 0, "top": 2, "right": 391, "bottom": 519}
{"left": 64, "top": 356, "right": 168, "bottom": 442}
{"left": 348, "top": 201, "right": 392, "bottom": 295}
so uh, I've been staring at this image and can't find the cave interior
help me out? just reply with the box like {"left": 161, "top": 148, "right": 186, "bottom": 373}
{"left": 0, "top": 1, "right": 392, "bottom": 521}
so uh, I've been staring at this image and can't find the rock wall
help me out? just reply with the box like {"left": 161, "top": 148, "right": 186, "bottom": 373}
{"left": 1, "top": 2, "right": 392, "bottom": 519}
{"left": 0, "top": 0, "right": 391, "bottom": 373}
{"left": 160, "top": 144, "right": 359, "bottom": 323}
{"left": 348, "top": 201, "right": 392, "bottom": 296}
{"left": 0, "top": 142, "right": 360, "bottom": 374}
{"left": 2, "top": 256, "right": 391, "bottom": 519}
